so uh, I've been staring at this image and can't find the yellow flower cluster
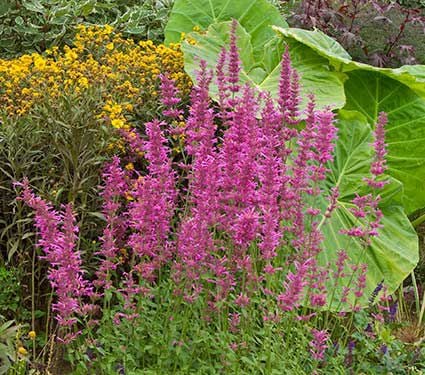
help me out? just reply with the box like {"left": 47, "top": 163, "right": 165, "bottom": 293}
{"left": 0, "top": 25, "right": 191, "bottom": 122}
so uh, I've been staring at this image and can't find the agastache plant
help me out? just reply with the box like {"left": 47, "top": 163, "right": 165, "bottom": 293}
{"left": 19, "top": 22, "right": 391, "bottom": 358}
{"left": 18, "top": 179, "right": 94, "bottom": 343}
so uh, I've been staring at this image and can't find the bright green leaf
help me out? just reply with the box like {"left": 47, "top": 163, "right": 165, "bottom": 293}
{"left": 319, "top": 110, "right": 419, "bottom": 308}
{"left": 165, "top": 0, "right": 288, "bottom": 61}
{"left": 182, "top": 21, "right": 346, "bottom": 111}
{"left": 343, "top": 70, "right": 425, "bottom": 214}
{"left": 273, "top": 26, "right": 425, "bottom": 99}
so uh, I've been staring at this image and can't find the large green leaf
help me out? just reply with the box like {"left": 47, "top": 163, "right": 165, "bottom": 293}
{"left": 164, "top": 0, "right": 287, "bottom": 61}
{"left": 273, "top": 27, "right": 425, "bottom": 98}
{"left": 319, "top": 110, "right": 418, "bottom": 308}
{"left": 274, "top": 27, "right": 425, "bottom": 213}
{"left": 343, "top": 70, "right": 425, "bottom": 214}
{"left": 181, "top": 21, "right": 346, "bottom": 110}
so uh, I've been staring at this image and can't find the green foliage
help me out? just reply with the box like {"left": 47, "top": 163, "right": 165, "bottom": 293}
{"left": 180, "top": 20, "right": 346, "bottom": 111}
{"left": 0, "top": 89, "right": 117, "bottom": 332}
{"left": 0, "top": 268, "right": 20, "bottom": 319}
{"left": 66, "top": 280, "right": 424, "bottom": 374}
{"left": 274, "top": 27, "right": 425, "bottom": 215}
{"left": 165, "top": 0, "right": 287, "bottom": 60}
{"left": 0, "top": 0, "right": 174, "bottom": 57}
{"left": 273, "top": 27, "right": 425, "bottom": 98}
{"left": 0, "top": 320, "right": 19, "bottom": 374}
{"left": 320, "top": 110, "right": 418, "bottom": 306}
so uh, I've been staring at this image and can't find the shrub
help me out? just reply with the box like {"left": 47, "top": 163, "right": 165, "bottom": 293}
{"left": 0, "top": 25, "right": 191, "bottom": 119}
{"left": 288, "top": 0, "right": 425, "bottom": 67}
{"left": 0, "top": 0, "right": 174, "bottom": 57}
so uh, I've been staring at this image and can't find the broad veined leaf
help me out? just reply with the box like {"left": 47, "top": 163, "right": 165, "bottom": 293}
{"left": 182, "top": 21, "right": 346, "bottom": 110}
{"left": 274, "top": 27, "right": 425, "bottom": 213}
{"left": 164, "top": 0, "right": 287, "bottom": 61}
{"left": 319, "top": 110, "right": 418, "bottom": 308}
{"left": 343, "top": 70, "right": 425, "bottom": 214}
{"left": 273, "top": 27, "right": 425, "bottom": 98}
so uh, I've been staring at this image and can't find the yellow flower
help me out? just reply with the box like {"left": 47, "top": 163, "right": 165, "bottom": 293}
{"left": 78, "top": 77, "right": 89, "bottom": 89}
{"left": 0, "top": 24, "right": 191, "bottom": 118}
{"left": 125, "top": 162, "right": 134, "bottom": 171}
{"left": 111, "top": 119, "right": 125, "bottom": 128}
{"left": 28, "top": 331, "right": 36, "bottom": 340}
{"left": 18, "top": 346, "right": 28, "bottom": 355}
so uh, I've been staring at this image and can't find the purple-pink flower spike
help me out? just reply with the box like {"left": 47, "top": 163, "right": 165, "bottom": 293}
{"left": 160, "top": 73, "right": 183, "bottom": 119}
{"left": 127, "top": 120, "right": 177, "bottom": 276}
{"left": 309, "top": 329, "right": 329, "bottom": 361}
{"left": 95, "top": 156, "right": 128, "bottom": 289}
{"left": 19, "top": 179, "right": 93, "bottom": 340}
{"left": 365, "top": 112, "right": 388, "bottom": 189}
{"left": 228, "top": 19, "right": 241, "bottom": 95}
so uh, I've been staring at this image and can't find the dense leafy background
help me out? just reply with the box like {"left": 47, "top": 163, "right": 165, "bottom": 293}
{"left": 0, "top": 0, "right": 174, "bottom": 57}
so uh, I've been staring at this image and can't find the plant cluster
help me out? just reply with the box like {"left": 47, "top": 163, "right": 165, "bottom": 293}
{"left": 12, "top": 22, "right": 424, "bottom": 373}
{"left": 0, "top": 0, "right": 424, "bottom": 373}
{"left": 0, "top": 24, "right": 190, "bottom": 118}
{"left": 0, "top": 0, "right": 174, "bottom": 57}
{"left": 0, "top": 27, "right": 190, "bottom": 372}
{"left": 287, "top": 0, "right": 425, "bottom": 67}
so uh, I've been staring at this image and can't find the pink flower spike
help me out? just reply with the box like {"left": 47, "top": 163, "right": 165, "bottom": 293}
{"left": 309, "top": 329, "right": 329, "bottom": 361}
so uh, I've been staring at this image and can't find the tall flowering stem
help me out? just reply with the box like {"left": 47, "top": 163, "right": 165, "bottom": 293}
{"left": 160, "top": 73, "right": 183, "bottom": 119}
{"left": 365, "top": 112, "right": 388, "bottom": 189}
{"left": 309, "top": 329, "right": 329, "bottom": 361}
{"left": 175, "top": 60, "right": 220, "bottom": 300}
{"left": 127, "top": 119, "right": 177, "bottom": 280}
{"left": 257, "top": 95, "right": 284, "bottom": 261}
{"left": 95, "top": 156, "right": 128, "bottom": 289}
{"left": 19, "top": 179, "right": 93, "bottom": 342}
{"left": 342, "top": 112, "right": 388, "bottom": 244}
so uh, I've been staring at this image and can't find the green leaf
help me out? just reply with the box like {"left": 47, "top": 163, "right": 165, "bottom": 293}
{"left": 164, "top": 0, "right": 288, "bottom": 61}
{"left": 78, "top": 0, "right": 97, "bottom": 17}
{"left": 14, "top": 16, "right": 24, "bottom": 26}
{"left": 319, "top": 110, "right": 419, "bottom": 307}
{"left": 182, "top": 21, "right": 346, "bottom": 111}
{"left": 273, "top": 26, "right": 352, "bottom": 62}
{"left": 273, "top": 27, "right": 425, "bottom": 99}
{"left": 21, "top": 0, "right": 45, "bottom": 13}
{"left": 273, "top": 26, "right": 425, "bottom": 213}
{"left": 0, "top": 0, "right": 14, "bottom": 17}
{"left": 343, "top": 70, "right": 425, "bottom": 214}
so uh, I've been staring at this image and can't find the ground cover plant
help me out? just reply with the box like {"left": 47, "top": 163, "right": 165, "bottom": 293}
{"left": 0, "top": 0, "right": 424, "bottom": 373}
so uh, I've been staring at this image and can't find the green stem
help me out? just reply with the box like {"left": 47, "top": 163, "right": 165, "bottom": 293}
{"left": 418, "top": 289, "right": 425, "bottom": 328}
{"left": 31, "top": 245, "right": 36, "bottom": 360}
{"left": 411, "top": 213, "right": 425, "bottom": 228}
{"left": 411, "top": 271, "right": 421, "bottom": 319}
